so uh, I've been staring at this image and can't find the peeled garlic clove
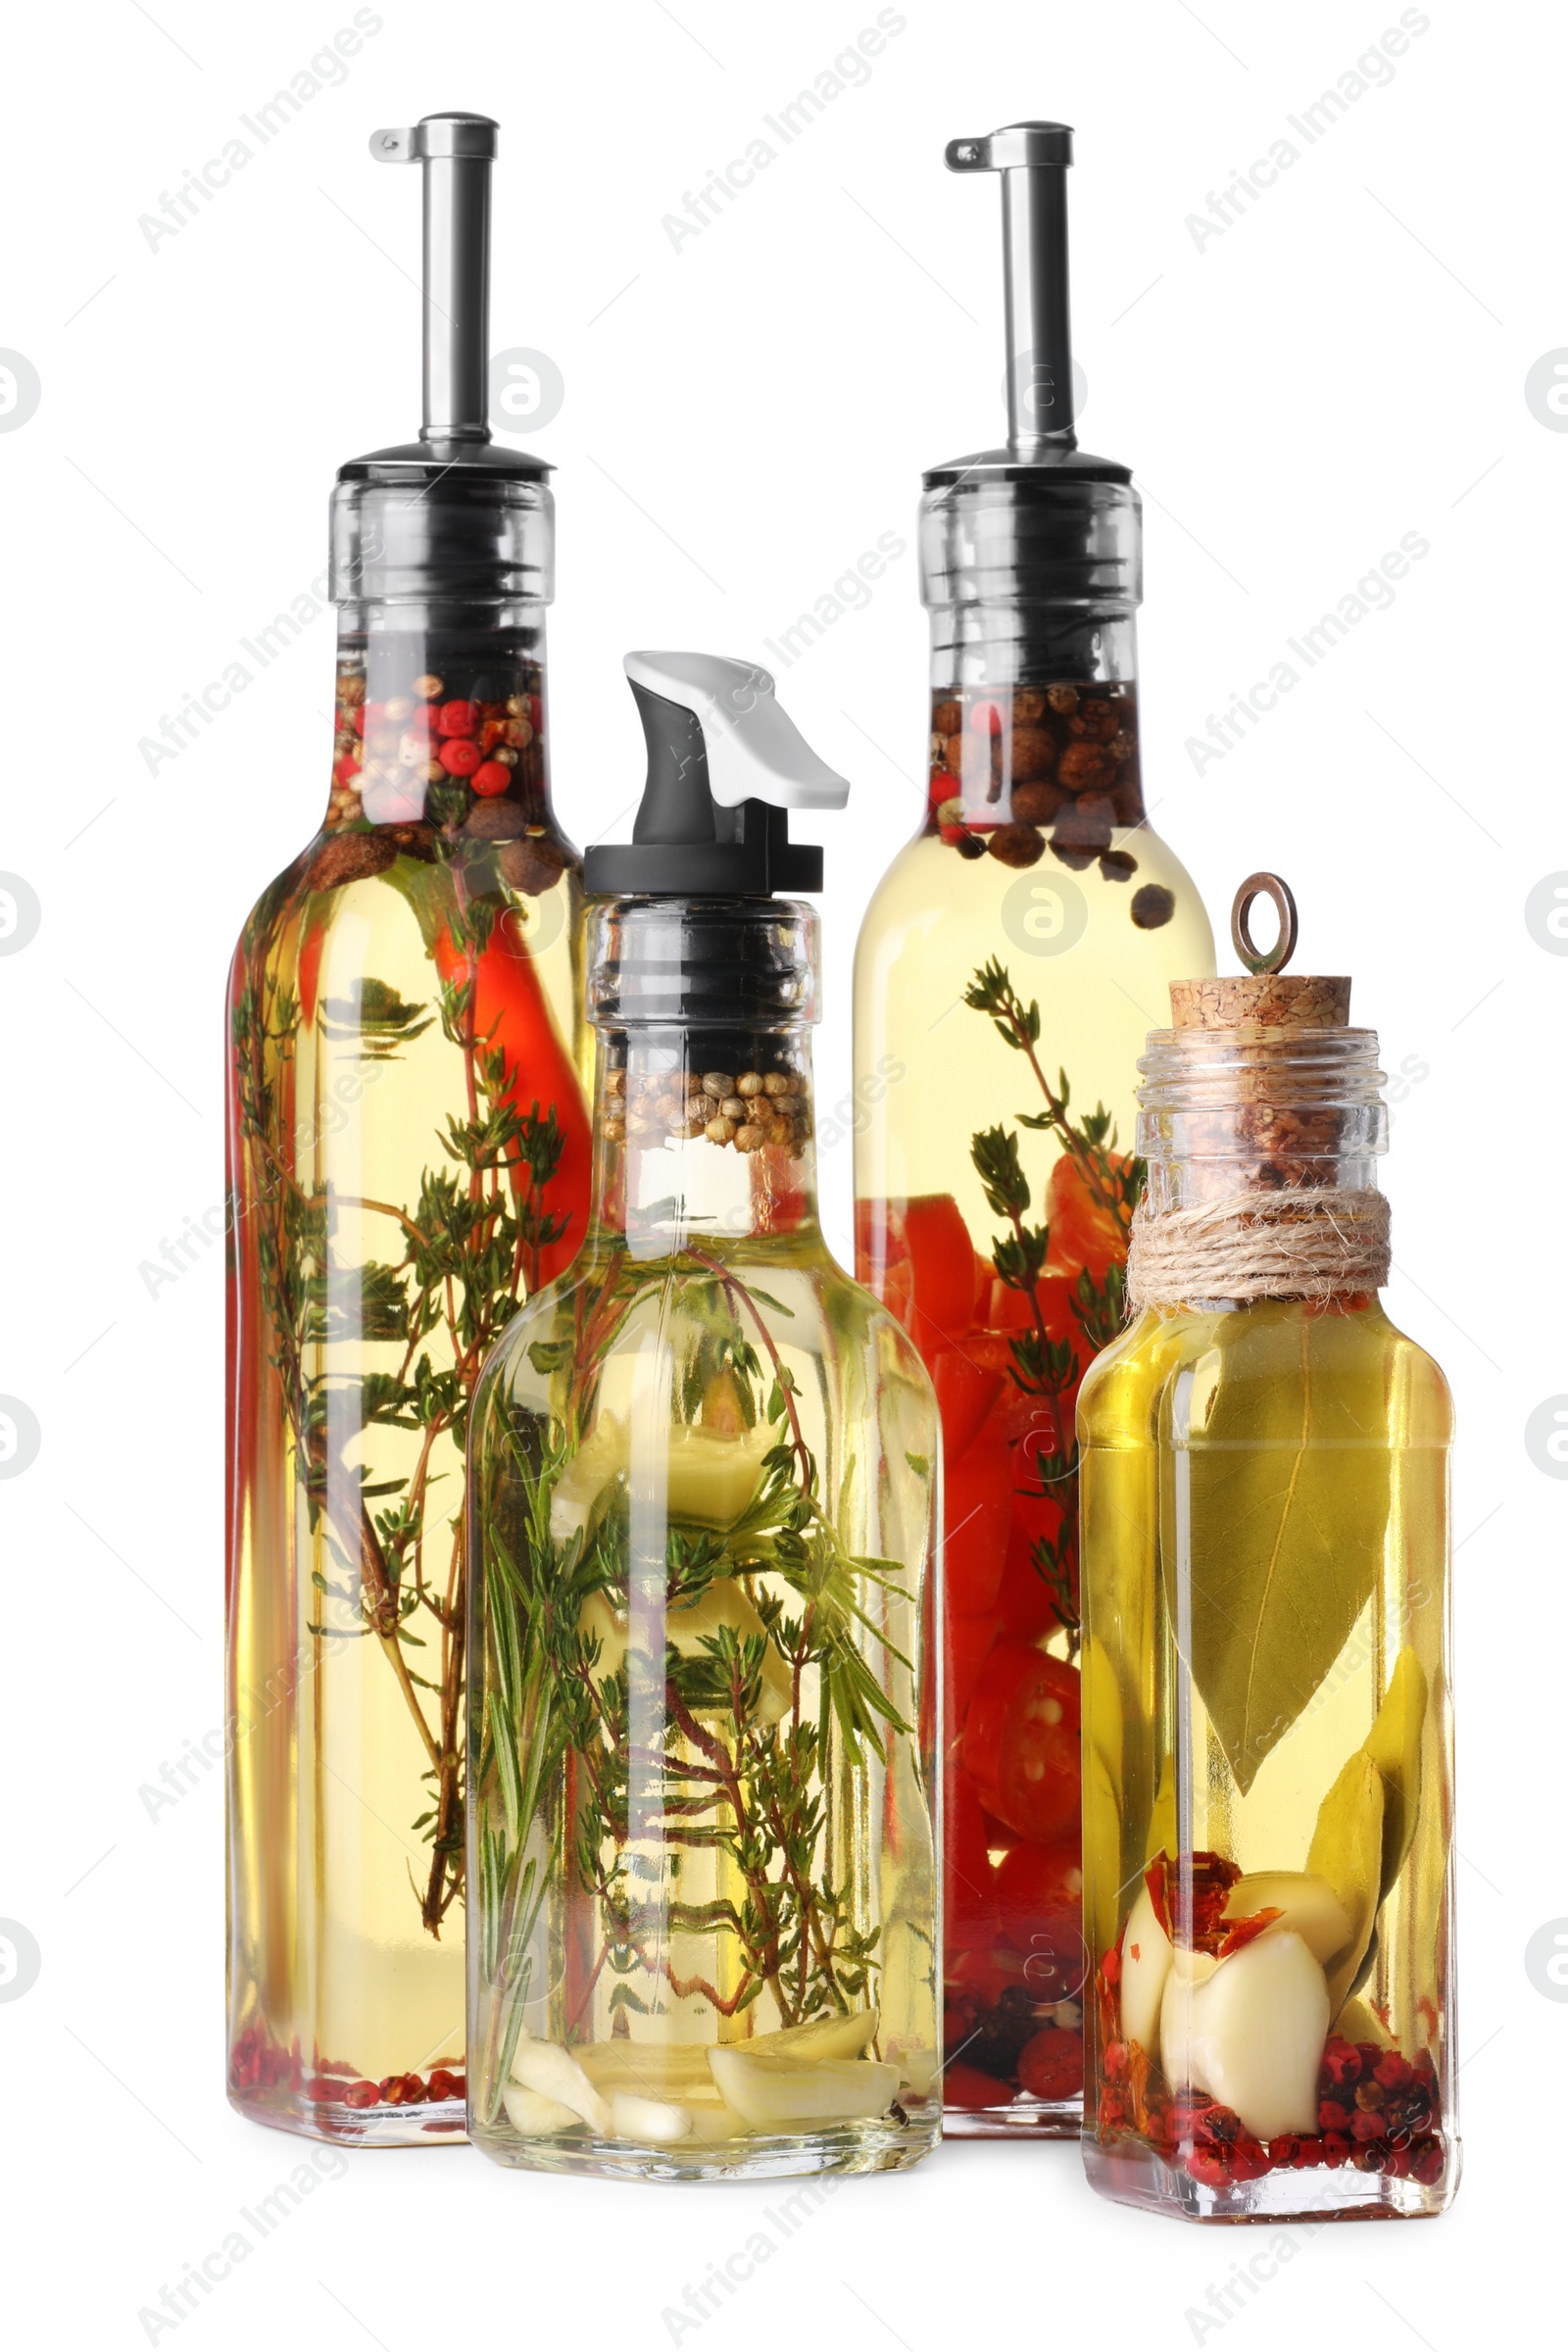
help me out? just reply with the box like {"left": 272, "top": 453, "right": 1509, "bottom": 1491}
{"left": 1118, "top": 1882, "right": 1173, "bottom": 2054}
{"left": 503, "top": 2083, "right": 580, "bottom": 2135}
{"left": 1163, "top": 1929, "right": 1329, "bottom": 2142}
{"left": 576, "top": 2042, "right": 716, "bottom": 2099}
{"left": 1222, "top": 1871, "right": 1352, "bottom": 1965}
{"left": 708, "top": 2049, "right": 900, "bottom": 2128}
{"left": 610, "top": 2088, "right": 693, "bottom": 2142}
{"left": 743, "top": 2006, "right": 880, "bottom": 2063}
{"left": 664, "top": 1423, "right": 774, "bottom": 1527}
{"left": 510, "top": 2036, "right": 612, "bottom": 2136}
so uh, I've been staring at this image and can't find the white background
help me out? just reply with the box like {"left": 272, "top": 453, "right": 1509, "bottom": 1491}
{"left": 0, "top": 0, "right": 1560, "bottom": 2343}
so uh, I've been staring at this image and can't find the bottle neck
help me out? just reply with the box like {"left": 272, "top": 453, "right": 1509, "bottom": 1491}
{"left": 588, "top": 1026, "right": 820, "bottom": 1254}
{"left": 1136, "top": 1028, "right": 1389, "bottom": 1211}
{"left": 326, "top": 607, "right": 552, "bottom": 837}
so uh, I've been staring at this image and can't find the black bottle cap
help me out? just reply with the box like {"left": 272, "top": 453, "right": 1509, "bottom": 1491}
{"left": 584, "top": 656, "right": 849, "bottom": 899}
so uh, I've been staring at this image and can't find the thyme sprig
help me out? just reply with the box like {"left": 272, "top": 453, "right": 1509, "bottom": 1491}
{"left": 472, "top": 1249, "right": 914, "bottom": 2114}
{"left": 232, "top": 871, "right": 574, "bottom": 1936}
{"left": 963, "top": 957, "right": 1147, "bottom": 1644}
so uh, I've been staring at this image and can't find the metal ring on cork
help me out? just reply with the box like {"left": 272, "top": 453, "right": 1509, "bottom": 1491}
{"left": 1230, "top": 872, "right": 1298, "bottom": 977}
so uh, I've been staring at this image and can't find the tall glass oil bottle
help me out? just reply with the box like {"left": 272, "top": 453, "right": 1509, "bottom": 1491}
{"left": 225, "top": 114, "right": 592, "bottom": 2143}
{"left": 853, "top": 121, "right": 1214, "bottom": 2134}
{"left": 1079, "top": 879, "right": 1457, "bottom": 2218}
{"left": 466, "top": 655, "right": 940, "bottom": 2180}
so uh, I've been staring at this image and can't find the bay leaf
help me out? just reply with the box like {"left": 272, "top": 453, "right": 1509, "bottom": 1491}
{"left": 1306, "top": 1749, "right": 1385, "bottom": 2015}
{"left": 1363, "top": 1645, "right": 1428, "bottom": 1901}
{"left": 1158, "top": 1304, "right": 1392, "bottom": 1794}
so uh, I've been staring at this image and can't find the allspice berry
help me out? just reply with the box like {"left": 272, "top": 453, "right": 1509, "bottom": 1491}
{"left": 1012, "top": 689, "right": 1047, "bottom": 722}
{"left": 1053, "top": 794, "right": 1115, "bottom": 857}
{"left": 1058, "top": 741, "right": 1117, "bottom": 794}
{"left": 306, "top": 831, "right": 398, "bottom": 891}
{"left": 932, "top": 698, "right": 962, "bottom": 735}
{"left": 469, "top": 800, "right": 531, "bottom": 847}
{"left": 1046, "top": 685, "right": 1079, "bottom": 715}
{"left": 1067, "top": 699, "right": 1121, "bottom": 743}
{"left": 1010, "top": 780, "right": 1066, "bottom": 826}
{"left": 1131, "top": 883, "right": 1176, "bottom": 930}
{"left": 987, "top": 824, "right": 1045, "bottom": 869}
{"left": 498, "top": 832, "right": 569, "bottom": 896}
{"left": 1007, "top": 727, "right": 1057, "bottom": 785}
{"left": 1100, "top": 849, "right": 1138, "bottom": 882}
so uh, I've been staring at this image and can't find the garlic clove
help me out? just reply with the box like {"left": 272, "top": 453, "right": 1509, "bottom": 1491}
{"left": 1118, "top": 1882, "right": 1174, "bottom": 2054}
{"left": 510, "top": 2036, "right": 612, "bottom": 2135}
{"left": 502, "top": 2083, "right": 581, "bottom": 2136}
{"left": 576, "top": 2042, "right": 717, "bottom": 2099}
{"left": 610, "top": 2088, "right": 694, "bottom": 2142}
{"left": 742, "top": 2006, "right": 880, "bottom": 2063}
{"left": 1162, "top": 1928, "right": 1329, "bottom": 2142}
{"left": 707, "top": 2049, "right": 900, "bottom": 2129}
{"left": 1221, "top": 1871, "right": 1352, "bottom": 1965}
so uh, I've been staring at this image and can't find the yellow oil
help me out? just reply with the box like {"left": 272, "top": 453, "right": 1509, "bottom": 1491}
{"left": 1078, "top": 1297, "right": 1457, "bottom": 2215}
{"left": 226, "top": 848, "right": 589, "bottom": 2143}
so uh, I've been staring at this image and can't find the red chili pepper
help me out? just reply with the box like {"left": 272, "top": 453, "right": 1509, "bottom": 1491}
{"left": 343, "top": 2081, "right": 379, "bottom": 2109}
{"left": 429, "top": 912, "right": 591, "bottom": 1290}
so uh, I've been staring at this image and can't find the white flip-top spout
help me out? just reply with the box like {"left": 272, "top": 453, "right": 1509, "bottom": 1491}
{"left": 623, "top": 653, "right": 850, "bottom": 813}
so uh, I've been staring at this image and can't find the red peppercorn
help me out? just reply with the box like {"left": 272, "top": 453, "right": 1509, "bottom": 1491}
{"left": 1383, "top": 2146, "right": 1414, "bottom": 2178}
{"left": 1374, "top": 2051, "right": 1414, "bottom": 2092}
{"left": 343, "top": 2081, "right": 379, "bottom": 2109}
{"left": 437, "top": 699, "right": 477, "bottom": 737}
{"left": 1321, "top": 2132, "right": 1351, "bottom": 2169}
{"left": 1318, "top": 2097, "right": 1353, "bottom": 2132}
{"left": 332, "top": 753, "right": 362, "bottom": 787}
{"left": 1350, "top": 2109, "right": 1385, "bottom": 2142}
{"left": 439, "top": 738, "right": 482, "bottom": 777}
{"left": 1186, "top": 2147, "right": 1231, "bottom": 2187}
{"left": 1320, "top": 2035, "right": 1362, "bottom": 2087}
{"left": 1411, "top": 2138, "right": 1446, "bottom": 2186}
{"left": 304, "top": 2077, "right": 340, "bottom": 2101}
{"left": 1098, "top": 2087, "right": 1128, "bottom": 2129}
{"left": 528, "top": 694, "right": 544, "bottom": 733}
{"left": 426, "top": 2068, "right": 462, "bottom": 2102}
{"left": 1229, "top": 2137, "right": 1272, "bottom": 2182}
{"left": 1356, "top": 2041, "right": 1384, "bottom": 2078}
{"left": 470, "top": 759, "right": 512, "bottom": 797}
{"left": 377, "top": 2076, "right": 399, "bottom": 2101}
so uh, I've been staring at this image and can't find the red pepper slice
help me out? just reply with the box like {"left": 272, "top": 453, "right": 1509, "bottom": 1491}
{"left": 960, "top": 1640, "right": 1081, "bottom": 1844}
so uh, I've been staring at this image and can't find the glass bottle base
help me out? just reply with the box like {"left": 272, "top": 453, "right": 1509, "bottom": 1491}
{"left": 945, "top": 2092, "right": 1079, "bottom": 2140}
{"left": 1083, "top": 2132, "right": 1460, "bottom": 2222}
{"left": 228, "top": 2083, "right": 467, "bottom": 2148}
{"left": 471, "top": 2113, "right": 940, "bottom": 2182}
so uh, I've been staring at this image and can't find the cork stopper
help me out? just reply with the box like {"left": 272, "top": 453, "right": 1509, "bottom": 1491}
{"left": 1170, "top": 973, "right": 1351, "bottom": 1030}
{"left": 1170, "top": 872, "right": 1350, "bottom": 1032}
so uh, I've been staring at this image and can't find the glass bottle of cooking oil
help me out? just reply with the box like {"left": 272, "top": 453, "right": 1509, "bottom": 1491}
{"left": 853, "top": 121, "right": 1214, "bottom": 2136}
{"left": 466, "top": 655, "right": 940, "bottom": 2180}
{"left": 1078, "top": 882, "right": 1457, "bottom": 2219}
{"left": 225, "top": 114, "right": 592, "bottom": 2143}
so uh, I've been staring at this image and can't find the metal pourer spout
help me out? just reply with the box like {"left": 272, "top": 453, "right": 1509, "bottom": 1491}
{"left": 947, "top": 121, "right": 1076, "bottom": 459}
{"left": 370, "top": 112, "right": 497, "bottom": 444}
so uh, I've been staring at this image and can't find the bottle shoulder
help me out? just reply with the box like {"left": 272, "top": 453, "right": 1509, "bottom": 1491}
{"left": 1078, "top": 1298, "right": 1454, "bottom": 1448}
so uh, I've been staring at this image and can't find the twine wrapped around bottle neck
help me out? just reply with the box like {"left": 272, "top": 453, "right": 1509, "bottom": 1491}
{"left": 1129, "top": 957, "right": 1391, "bottom": 1309}
{"left": 1126, "top": 1187, "right": 1390, "bottom": 1308}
